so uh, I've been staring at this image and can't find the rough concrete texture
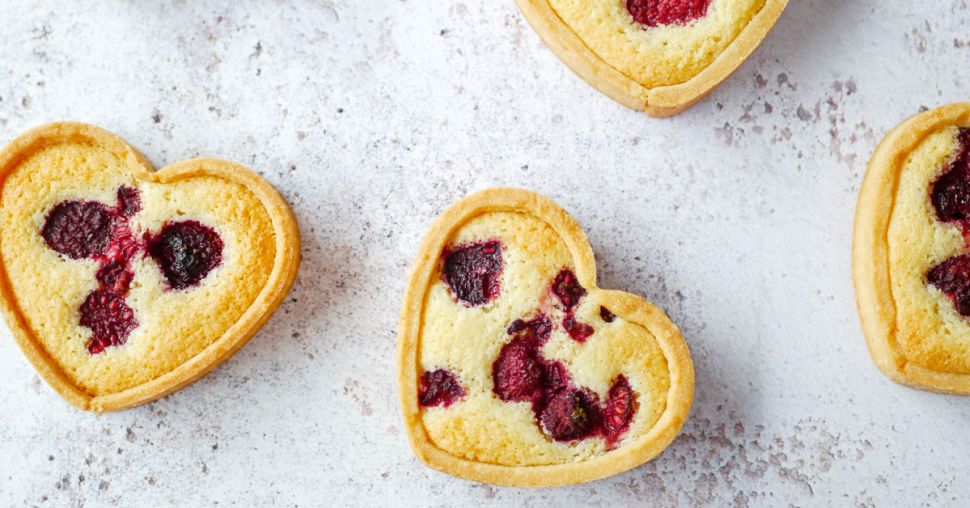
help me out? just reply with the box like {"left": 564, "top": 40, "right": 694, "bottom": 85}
{"left": 0, "top": 0, "right": 969, "bottom": 506}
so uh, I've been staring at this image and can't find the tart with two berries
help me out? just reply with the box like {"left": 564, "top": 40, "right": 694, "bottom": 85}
{"left": 854, "top": 103, "right": 970, "bottom": 394}
{"left": 0, "top": 123, "right": 300, "bottom": 411}
{"left": 516, "top": 0, "right": 788, "bottom": 116}
{"left": 398, "top": 188, "right": 693, "bottom": 486}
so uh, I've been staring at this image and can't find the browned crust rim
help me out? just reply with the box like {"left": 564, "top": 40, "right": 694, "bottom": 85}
{"left": 852, "top": 103, "right": 970, "bottom": 395}
{"left": 397, "top": 188, "right": 694, "bottom": 486}
{"left": 0, "top": 122, "right": 301, "bottom": 412}
{"left": 514, "top": 0, "right": 789, "bottom": 117}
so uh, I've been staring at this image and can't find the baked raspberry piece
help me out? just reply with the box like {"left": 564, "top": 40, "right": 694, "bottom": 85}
{"left": 551, "top": 268, "right": 586, "bottom": 310}
{"left": 928, "top": 255, "right": 970, "bottom": 316}
{"left": 419, "top": 369, "right": 466, "bottom": 408}
{"left": 563, "top": 314, "right": 594, "bottom": 343}
{"left": 626, "top": 0, "right": 712, "bottom": 27}
{"left": 539, "top": 388, "right": 600, "bottom": 442}
{"left": 600, "top": 306, "right": 616, "bottom": 323}
{"left": 493, "top": 315, "right": 552, "bottom": 402}
{"left": 42, "top": 201, "right": 114, "bottom": 260}
{"left": 931, "top": 128, "right": 970, "bottom": 233}
{"left": 442, "top": 240, "right": 503, "bottom": 306}
{"left": 80, "top": 290, "right": 138, "bottom": 354}
{"left": 147, "top": 221, "right": 224, "bottom": 290}
{"left": 603, "top": 375, "right": 638, "bottom": 446}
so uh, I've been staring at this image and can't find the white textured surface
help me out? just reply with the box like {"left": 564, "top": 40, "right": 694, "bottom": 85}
{"left": 0, "top": 0, "right": 968, "bottom": 506}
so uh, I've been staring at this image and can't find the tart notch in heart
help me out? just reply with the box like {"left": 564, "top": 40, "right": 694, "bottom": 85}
{"left": 854, "top": 103, "right": 970, "bottom": 394}
{"left": 0, "top": 123, "right": 300, "bottom": 411}
{"left": 398, "top": 188, "right": 693, "bottom": 486}
{"left": 516, "top": 0, "right": 788, "bottom": 116}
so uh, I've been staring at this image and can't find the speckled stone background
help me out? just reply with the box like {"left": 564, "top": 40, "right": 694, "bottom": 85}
{"left": 1, "top": 0, "right": 969, "bottom": 506}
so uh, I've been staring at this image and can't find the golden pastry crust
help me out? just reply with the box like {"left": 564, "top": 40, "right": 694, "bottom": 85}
{"left": 0, "top": 123, "right": 301, "bottom": 411}
{"left": 853, "top": 103, "right": 970, "bottom": 394}
{"left": 515, "top": 0, "right": 788, "bottom": 117}
{"left": 398, "top": 188, "right": 693, "bottom": 486}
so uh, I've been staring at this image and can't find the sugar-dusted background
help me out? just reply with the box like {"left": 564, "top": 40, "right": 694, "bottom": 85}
{"left": 1, "top": 0, "right": 968, "bottom": 506}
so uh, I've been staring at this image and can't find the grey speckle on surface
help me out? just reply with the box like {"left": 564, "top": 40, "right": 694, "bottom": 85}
{"left": 0, "top": 0, "right": 968, "bottom": 506}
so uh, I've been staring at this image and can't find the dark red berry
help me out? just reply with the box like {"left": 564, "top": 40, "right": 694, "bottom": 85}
{"left": 539, "top": 388, "right": 600, "bottom": 441}
{"left": 626, "top": 0, "right": 711, "bottom": 27}
{"left": 79, "top": 290, "right": 138, "bottom": 354}
{"left": 96, "top": 260, "right": 134, "bottom": 293}
{"left": 493, "top": 315, "right": 555, "bottom": 402}
{"left": 419, "top": 369, "right": 465, "bottom": 408}
{"left": 442, "top": 240, "right": 503, "bottom": 306}
{"left": 493, "top": 337, "right": 545, "bottom": 402}
{"left": 147, "top": 221, "right": 224, "bottom": 290}
{"left": 507, "top": 319, "right": 527, "bottom": 334}
{"left": 928, "top": 255, "right": 970, "bottom": 316}
{"left": 540, "top": 360, "right": 570, "bottom": 394}
{"left": 117, "top": 186, "right": 142, "bottom": 217}
{"left": 41, "top": 201, "right": 113, "bottom": 259}
{"left": 931, "top": 129, "right": 970, "bottom": 233}
{"left": 551, "top": 269, "right": 586, "bottom": 310}
{"left": 600, "top": 306, "right": 616, "bottom": 323}
{"left": 603, "top": 375, "right": 638, "bottom": 446}
{"left": 563, "top": 314, "right": 595, "bottom": 343}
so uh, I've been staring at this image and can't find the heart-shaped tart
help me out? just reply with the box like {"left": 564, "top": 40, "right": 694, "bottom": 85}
{"left": 854, "top": 103, "right": 970, "bottom": 394}
{"left": 516, "top": 0, "right": 788, "bottom": 116}
{"left": 398, "top": 188, "right": 693, "bottom": 486}
{"left": 0, "top": 123, "right": 300, "bottom": 411}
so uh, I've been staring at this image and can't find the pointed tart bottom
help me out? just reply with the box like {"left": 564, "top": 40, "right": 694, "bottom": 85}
{"left": 853, "top": 103, "right": 970, "bottom": 394}
{"left": 515, "top": 0, "right": 788, "bottom": 117}
{"left": 398, "top": 188, "right": 693, "bottom": 486}
{"left": 0, "top": 123, "right": 300, "bottom": 411}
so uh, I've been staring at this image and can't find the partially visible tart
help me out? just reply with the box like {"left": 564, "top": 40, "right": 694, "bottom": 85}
{"left": 854, "top": 103, "right": 970, "bottom": 394}
{"left": 398, "top": 188, "right": 693, "bottom": 486}
{"left": 516, "top": 0, "right": 788, "bottom": 116}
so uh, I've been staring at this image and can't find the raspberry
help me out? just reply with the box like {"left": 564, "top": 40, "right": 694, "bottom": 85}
{"left": 442, "top": 240, "right": 503, "bottom": 306}
{"left": 41, "top": 201, "right": 113, "bottom": 259}
{"left": 147, "top": 221, "right": 224, "bottom": 290}
{"left": 419, "top": 369, "right": 465, "bottom": 408}
{"left": 540, "top": 360, "right": 570, "bottom": 394}
{"left": 551, "top": 269, "right": 586, "bottom": 310}
{"left": 95, "top": 260, "right": 134, "bottom": 293}
{"left": 931, "top": 128, "right": 970, "bottom": 233}
{"left": 563, "top": 314, "right": 595, "bottom": 343}
{"left": 116, "top": 186, "right": 142, "bottom": 217}
{"left": 626, "top": 0, "right": 712, "bottom": 27}
{"left": 539, "top": 388, "right": 600, "bottom": 441}
{"left": 79, "top": 290, "right": 138, "bottom": 354}
{"left": 493, "top": 337, "right": 545, "bottom": 402}
{"left": 603, "top": 375, "right": 638, "bottom": 446}
{"left": 600, "top": 306, "right": 616, "bottom": 323}
{"left": 928, "top": 255, "right": 970, "bottom": 316}
{"left": 493, "top": 315, "right": 556, "bottom": 402}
